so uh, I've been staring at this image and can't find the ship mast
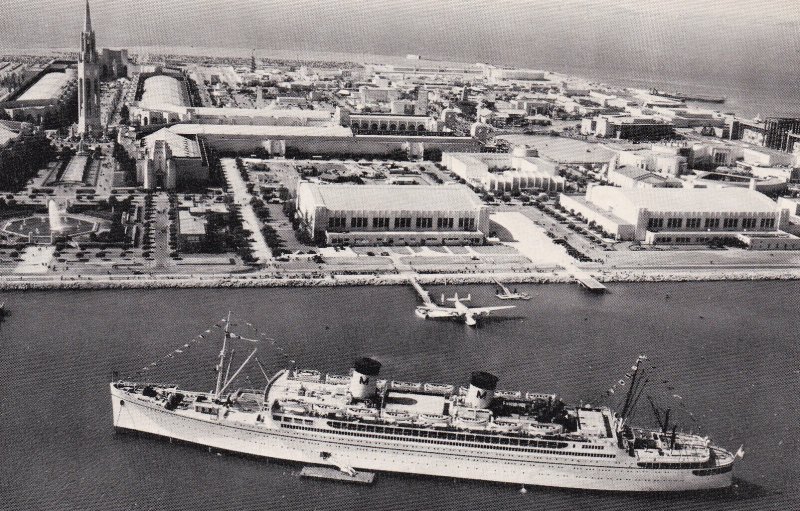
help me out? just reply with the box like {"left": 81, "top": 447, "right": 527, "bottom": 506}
{"left": 214, "top": 311, "right": 232, "bottom": 399}
{"left": 620, "top": 358, "right": 646, "bottom": 421}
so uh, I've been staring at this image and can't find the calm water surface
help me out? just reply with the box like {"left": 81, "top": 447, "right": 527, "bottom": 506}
{"left": 0, "top": 282, "right": 797, "bottom": 510}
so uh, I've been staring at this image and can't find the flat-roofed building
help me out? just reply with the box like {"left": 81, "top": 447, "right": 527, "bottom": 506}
{"left": 177, "top": 209, "right": 207, "bottom": 252}
{"left": 442, "top": 149, "right": 565, "bottom": 193}
{"left": 559, "top": 185, "right": 794, "bottom": 247}
{"left": 607, "top": 165, "right": 683, "bottom": 189}
{"left": 0, "top": 62, "right": 78, "bottom": 126}
{"left": 167, "top": 122, "right": 482, "bottom": 159}
{"left": 296, "top": 182, "right": 489, "bottom": 246}
{"left": 590, "top": 115, "right": 674, "bottom": 140}
{"left": 138, "top": 127, "right": 208, "bottom": 190}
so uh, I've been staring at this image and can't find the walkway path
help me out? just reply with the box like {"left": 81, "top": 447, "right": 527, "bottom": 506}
{"left": 490, "top": 211, "right": 606, "bottom": 289}
{"left": 490, "top": 212, "right": 569, "bottom": 266}
{"left": 14, "top": 246, "right": 55, "bottom": 274}
{"left": 221, "top": 158, "right": 272, "bottom": 263}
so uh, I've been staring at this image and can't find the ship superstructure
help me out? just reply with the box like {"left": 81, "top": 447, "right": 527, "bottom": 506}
{"left": 110, "top": 320, "right": 738, "bottom": 492}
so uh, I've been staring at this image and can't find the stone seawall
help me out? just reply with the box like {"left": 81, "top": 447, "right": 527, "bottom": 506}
{"left": 1, "top": 268, "right": 799, "bottom": 292}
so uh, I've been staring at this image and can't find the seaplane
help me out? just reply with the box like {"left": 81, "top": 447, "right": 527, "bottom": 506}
{"left": 415, "top": 292, "right": 515, "bottom": 327}
{"left": 494, "top": 279, "right": 531, "bottom": 300}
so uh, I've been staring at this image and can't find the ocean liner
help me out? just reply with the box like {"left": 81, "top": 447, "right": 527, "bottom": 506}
{"left": 111, "top": 318, "right": 739, "bottom": 492}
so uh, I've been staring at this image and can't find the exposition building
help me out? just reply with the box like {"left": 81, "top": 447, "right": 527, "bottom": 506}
{"left": 442, "top": 147, "right": 565, "bottom": 193}
{"left": 559, "top": 186, "right": 800, "bottom": 249}
{"left": 0, "top": 61, "right": 78, "bottom": 126}
{"left": 138, "top": 127, "right": 209, "bottom": 189}
{"left": 296, "top": 182, "right": 489, "bottom": 246}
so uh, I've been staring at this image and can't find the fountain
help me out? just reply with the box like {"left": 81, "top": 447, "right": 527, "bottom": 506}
{"left": 48, "top": 200, "right": 65, "bottom": 233}
{"left": 2, "top": 199, "right": 99, "bottom": 244}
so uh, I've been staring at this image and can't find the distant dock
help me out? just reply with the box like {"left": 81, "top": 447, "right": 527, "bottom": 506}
{"left": 300, "top": 466, "right": 376, "bottom": 484}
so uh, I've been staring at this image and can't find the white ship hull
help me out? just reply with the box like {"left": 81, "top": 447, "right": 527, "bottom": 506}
{"left": 111, "top": 385, "right": 734, "bottom": 492}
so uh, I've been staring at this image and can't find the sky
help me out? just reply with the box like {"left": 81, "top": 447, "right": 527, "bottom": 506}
{"left": 1, "top": 0, "right": 799, "bottom": 110}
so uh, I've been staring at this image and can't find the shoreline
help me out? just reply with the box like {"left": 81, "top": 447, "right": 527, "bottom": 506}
{"left": 1, "top": 268, "right": 799, "bottom": 291}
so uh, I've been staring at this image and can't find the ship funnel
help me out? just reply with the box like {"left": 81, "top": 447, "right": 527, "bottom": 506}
{"left": 465, "top": 371, "right": 498, "bottom": 409}
{"left": 349, "top": 357, "right": 381, "bottom": 400}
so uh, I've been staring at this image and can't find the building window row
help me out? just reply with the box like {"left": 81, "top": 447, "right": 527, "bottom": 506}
{"left": 458, "top": 217, "right": 476, "bottom": 230}
{"left": 329, "top": 216, "right": 480, "bottom": 232}
{"left": 437, "top": 218, "right": 454, "bottom": 229}
{"left": 649, "top": 217, "right": 775, "bottom": 232}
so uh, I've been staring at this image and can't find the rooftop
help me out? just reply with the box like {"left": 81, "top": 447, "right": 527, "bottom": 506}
{"left": 61, "top": 155, "right": 88, "bottom": 183}
{"left": 589, "top": 186, "right": 779, "bottom": 213}
{"left": 169, "top": 123, "right": 353, "bottom": 138}
{"left": 139, "top": 75, "right": 189, "bottom": 109}
{"left": 300, "top": 182, "right": 483, "bottom": 212}
{"left": 179, "top": 210, "right": 207, "bottom": 235}
{"left": 144, "top": 128, "right": 201, "bottom": 158}
{"left": 17, "top": 72, "right": 72, "bottom": 102}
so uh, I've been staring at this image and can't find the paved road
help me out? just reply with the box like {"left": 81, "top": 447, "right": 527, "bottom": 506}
{"left": 221, "top": 158, "right": 272, "bottom": 263}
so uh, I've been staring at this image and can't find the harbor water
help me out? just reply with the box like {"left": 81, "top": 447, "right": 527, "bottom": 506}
{"left": 0, "top": 282, "right": 797, "bottom": 510}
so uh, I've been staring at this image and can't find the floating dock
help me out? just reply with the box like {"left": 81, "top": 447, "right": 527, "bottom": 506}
{"left": 300, "top": 466, "right": 376, "bottom": 484}
{"left": 574, "top": 273, "right": 607, "bottom": 293}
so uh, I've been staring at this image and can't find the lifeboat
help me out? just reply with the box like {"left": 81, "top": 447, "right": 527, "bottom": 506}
{"left": 345, "top": 406, "right": 378, "bottom": 420}
{"left": 294, "top": 369, "right": 321, "bottom": 382}
{"left": 495, "top": 389, "right": 522, "bottom": 399}
{"left": 454, "top": 416, "right": 489, "bottom": 430}
{"left": 280, "top": 400, "right": 308, "bottom": 415}
{"left": 383, "top": 410, "right": 412, "bottom": 423}
{"left": 313, "top": 404, "right": 342, "bottom": 416}
{"left": 418, "top": 413, "right": 449, "bottom": 426}
{"left": 525, "top": 392, "right": 555, "bottom": 402}
{"left": 492, "top": 418, "right": 525, "bottom": 432}
{"left": 391, "top": 381, "right": 423, "bottom": 392}
{"left": 325, "top": 373, "right": 350, "bottom": 385}
{"left": 423, "top": 382, "right": 455, "bottom": 395}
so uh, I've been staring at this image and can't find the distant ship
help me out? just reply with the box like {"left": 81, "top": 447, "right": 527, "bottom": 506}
{"left": 110, "top": 318, "right": 739, "bottom": 492}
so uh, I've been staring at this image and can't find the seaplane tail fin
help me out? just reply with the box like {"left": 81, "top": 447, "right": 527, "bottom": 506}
{"left": 466, "top": 294, "right": 471, "bottom": 302}
{"left": 735, "top": 445, "right": 745, "bottom": 459}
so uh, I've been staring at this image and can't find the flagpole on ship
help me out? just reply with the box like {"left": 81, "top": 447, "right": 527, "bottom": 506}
{"left": 214, "top": 311, "right": 232, "bottom": 400}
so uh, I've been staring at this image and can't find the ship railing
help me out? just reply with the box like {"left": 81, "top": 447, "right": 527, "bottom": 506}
{"left": 115, "top": 381, "right": 180, "bottom": 391}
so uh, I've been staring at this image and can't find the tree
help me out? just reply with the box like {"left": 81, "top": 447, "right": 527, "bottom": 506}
{"left": 119, "top": 104, "right": 130, "bottom": 124}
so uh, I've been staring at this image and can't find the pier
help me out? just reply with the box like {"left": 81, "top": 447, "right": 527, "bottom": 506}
{"left": 573, "top": 272, "right": 607, "bottom": 293}
{"left": 408, "top": 276, "right": 435, "bottom": 306}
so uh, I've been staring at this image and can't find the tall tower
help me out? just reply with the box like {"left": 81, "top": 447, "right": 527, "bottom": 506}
{"left": 78, "top": 1, "right": 101, "bottom": 137}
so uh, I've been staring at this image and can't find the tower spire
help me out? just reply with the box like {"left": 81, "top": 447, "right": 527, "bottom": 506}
{"left": 84, "top": 0, "right": 92, "bottom": 33}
